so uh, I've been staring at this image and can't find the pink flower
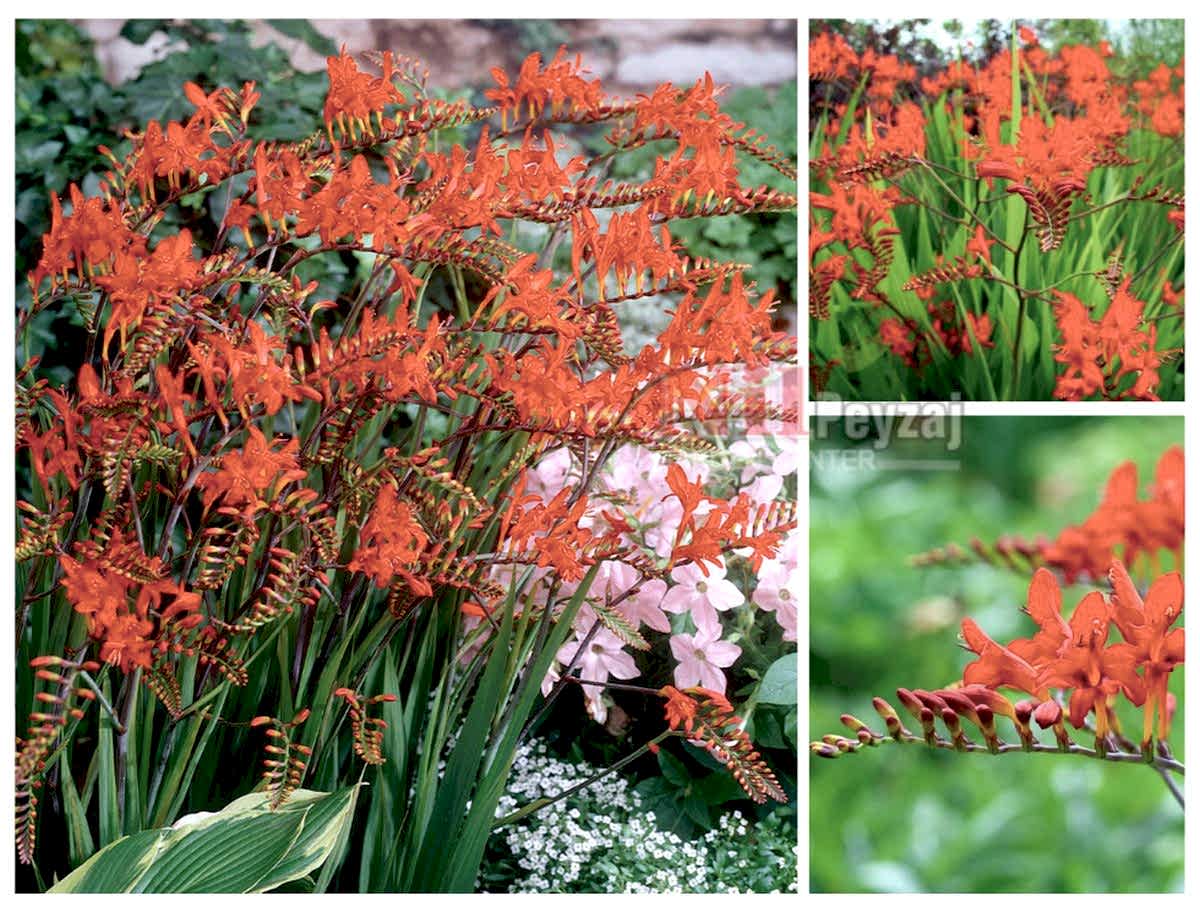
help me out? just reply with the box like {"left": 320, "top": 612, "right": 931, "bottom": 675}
{"left": 554, "top": 625, "right": 637, "bottom": 725}
{"left": 745, "top": 472, "right": 785, "bottom": 504}
{"left": 660, "top": 560, "right": 745, "bottom": 633}
{"left": 730, "top": 438, "right": 774, "bottom": 483}
{"left": 556, "top": 625, "right": 639, "bottom": 685}
{"left": 771, "top": 447, "right": 798, "bottom": 478}
{"left": 589, "top": 560, "right": 669, "bottom": 632}
{"left": 600, "top": 444, "right": 661, "bottom": 492}
{"left": 752, "top": 557, "right": 798, "bottom": 642}
{"left": 669, "top": 627, "right": 741, "bottom": 693}
{"left": 528, "top": 446, "right": 575, "bottom": 497}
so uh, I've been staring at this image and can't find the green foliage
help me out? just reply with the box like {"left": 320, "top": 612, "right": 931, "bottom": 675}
{"left": 15, "top": 19, "right": 332, "bottom": 388}
{"left": 757, "top": 652, "right": 797, "bottom": 705}
{"left": 476, "top": 19, "right": 572, "bottom": 55}
{"left": 50, "top": 787, "right": 357, "bottom": 893}
{"left": 635, "top": 747, "right": 749, "bottom": 837}
{"left": 810, "top": 416, "right": 1185, "bottom": 892}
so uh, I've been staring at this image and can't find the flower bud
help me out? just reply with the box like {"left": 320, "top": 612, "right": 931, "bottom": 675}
{"left": 856, "top": 728, "right": 878, "bottom": 747}
{"left": 975, "top": 704, "right": 999, "bottom": 752}
{"left": 896, "top": 688, "right": 926, "bottom": 720}
{"left": 940, "top": 706, "right": 964, "bottom": 746}
{"left": 1033, "top": 699, "right": 1062, "bottom": 729}
{"left": 840, "top": 714, "right": 869, "bottom": 734}
{"left": 872, "top": 697, "right": 899, "bottom": 721}
{"left": 918, "top": 706, "right": 938, "bottom": 746}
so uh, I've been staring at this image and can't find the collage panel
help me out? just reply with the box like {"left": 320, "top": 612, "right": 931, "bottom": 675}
{"left": 808, "top": 19, "right": 1183, "bottom": 401}
{"left": 11, "top": 18, "right": 799, "bottom": 896}
{"left": 809, "top": 414, "right": 1184, "bottom": 892}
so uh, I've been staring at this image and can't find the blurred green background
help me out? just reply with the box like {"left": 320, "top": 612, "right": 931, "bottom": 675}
{"left": 810, "top": 416, "right": 1184, "bottom": 893}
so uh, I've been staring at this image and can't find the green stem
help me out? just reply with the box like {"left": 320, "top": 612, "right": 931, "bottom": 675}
{"left": 1007, "top": 218, "right": 1029, "bottom": 399}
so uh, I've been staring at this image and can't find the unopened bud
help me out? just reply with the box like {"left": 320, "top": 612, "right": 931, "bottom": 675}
{"left": 975, "top": 704, "right": 999, "bottom": 752}
{"left": 918, "top": 706, "right": 938, "bottom": 745}
{"left": 1033, "top": 699, "right": 1062, "bottom": 730}
{"left": 896, "top": 688, "right": 926, "bottom": 720}
{"left": 872, "top": 697, "right": 899, "bottom": 722}
{"left": 941, "top": 706, "right": 964, "bottom": 746}
{"left": 840, "top": 714, "right": 869, "bottom": 734}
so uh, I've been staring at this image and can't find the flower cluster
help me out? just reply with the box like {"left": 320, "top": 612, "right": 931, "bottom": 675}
{"left": 960, "top": 562, "right": 1182, "bottom": 744}
{"left": 913, "top": 446, "right": 1184, "bottom": 585}
{"left": 815, "top": 445, "right": 1186, "bottom": 788}
{"left": 485, "top": 740, "right": 798, "bottom": 893}
{"left": 815, "top": 560, "right": 1185, "bottom": 766}
{"left": 510, "top": 432, "right": 797, "bottom": 724}
{"left": 1052, "top": 280, "right": 1169, "bottom": 400}
{"left": 809, "top": 24, "right": 1184, "bottom": 401}
{"left": 1043, "top": 446, "right": 1184, "bottom": 582}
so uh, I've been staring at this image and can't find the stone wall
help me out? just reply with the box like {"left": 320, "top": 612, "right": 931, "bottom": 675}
{"left": 78, "top": 19, "right": 797, "bottom": 91}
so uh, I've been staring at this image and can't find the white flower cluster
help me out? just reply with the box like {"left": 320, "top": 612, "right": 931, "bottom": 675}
{"left": 483, "top": 740, "right": 798, "bottom": 893}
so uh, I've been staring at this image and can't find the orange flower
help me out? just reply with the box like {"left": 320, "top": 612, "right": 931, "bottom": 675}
{"left": 1050, "top": 281, "right": 1165, "bottom": 401}
{"left": 323, "top": 48, "right": 405, "bottom": 139}
{"left": 965, "top": 225, "right": 995, "bottom": 265}
{"left": 59, "top": 530, "right": 202, "bottom": 672}
{"left": 197, "top": 426, "right": 305, "bottom": 517}
{"left": 1035, "top": 591, "right": 1138, "bottom": 732}
{"left": 1043, "top": 446, "right": 1184, "bottom": 583}
{"left": 1106, "top": 560, "right": 1184, "bottom": 746}
{"left": 660, "top": 685, "right": 700, "bottom": 732}
{"left": 809, "top": 31, "right": 858, "bottom": 82}
{"left": 33, "top": 184, "right": 146, "bottom": 288}
{"left": 348, "top": 483, "right": 432, "bottom": 595}
{"left": 486, "top": 47, "right": 604, "bottom": 123}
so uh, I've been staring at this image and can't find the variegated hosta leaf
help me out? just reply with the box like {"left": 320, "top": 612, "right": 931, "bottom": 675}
{"left": 49, "top": 787, "right": 356, "bottom": 893}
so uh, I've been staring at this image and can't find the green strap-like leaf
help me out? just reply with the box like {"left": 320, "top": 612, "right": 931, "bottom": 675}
{"left": 48, "top": 787, "right": 356, "bottom": 894}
